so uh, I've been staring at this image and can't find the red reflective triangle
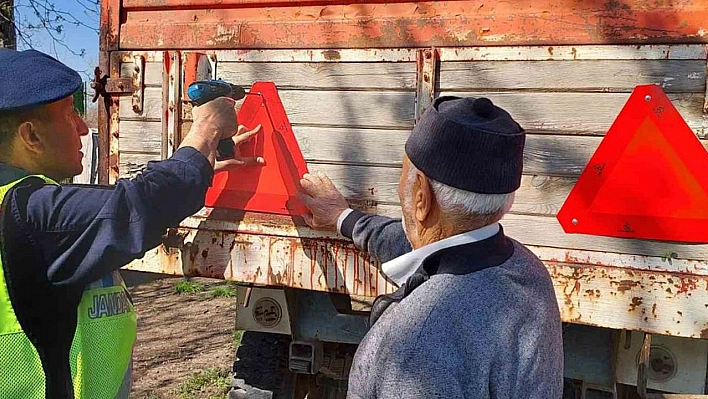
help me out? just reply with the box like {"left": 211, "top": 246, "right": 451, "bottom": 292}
{"left": 557, "top": 84, "right": 708, "bottom": 242}
{"left": 205, "top": 82, "right": 309, "bottom": 215}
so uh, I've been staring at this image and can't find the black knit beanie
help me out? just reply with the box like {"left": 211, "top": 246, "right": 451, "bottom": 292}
{"left": 404, "top": 96, "right": 525, "bottom": 194}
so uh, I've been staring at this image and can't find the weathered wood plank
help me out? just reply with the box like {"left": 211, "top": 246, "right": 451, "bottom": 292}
{"left": 214, "top": 48, "right": 418, "bottom": 62}
{"left": 119, "top": 121, "right": 162, "bottom": 153}
{"left": 218, "top": 62, "right": 416, "bottom": 90}
{"left": 294, "top": 126, "right": 408, "bottom": 165}
{"left": 437, "top": 45, "right": 708, "bottom": 62}
{"left": 119, "top": 87, "right": 162, "bottom": 120}
{"left": 119, "top": 152, "right": 161, "bottom": 179}
{"left": 443, "top": 92, "right": 707, "bottom": 136}
{"left": 502, "top": 213, "right": 708, "bottom": 261}
{"left": 120, "top": 62, "right": 163, "bottom": 86}
{"left": 439, "top": 60, "right": 706, "bottom": 93}
{"left": 279, "top": 90, "right": 415, "bottom": 128}
{"left": 209, "top": 45, "right": 708, "bottom": 63}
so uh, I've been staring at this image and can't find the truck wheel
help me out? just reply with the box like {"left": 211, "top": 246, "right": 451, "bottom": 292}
{"left": 229, "top": 332, "right": 296, "bottom": 399}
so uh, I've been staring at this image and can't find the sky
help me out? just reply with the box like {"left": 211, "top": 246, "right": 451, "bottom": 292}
{"left": 14, "top": 0, "right": 100, "bottom": 81}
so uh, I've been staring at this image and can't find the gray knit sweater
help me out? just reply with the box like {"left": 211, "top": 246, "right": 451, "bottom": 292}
{"left": 342, "top": 212, "right": 563, "bottom": 399}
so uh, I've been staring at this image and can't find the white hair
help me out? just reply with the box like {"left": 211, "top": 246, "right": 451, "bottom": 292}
{"left": 406, "top": 164, "right": 515, "bottom": 217}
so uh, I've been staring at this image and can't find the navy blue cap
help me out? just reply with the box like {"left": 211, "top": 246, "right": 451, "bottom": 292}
{"left": 405, "top": 96, "right": 525, "bottom": 194}
{"left": 0, "top": 49, "right": 82, "bottom": 112}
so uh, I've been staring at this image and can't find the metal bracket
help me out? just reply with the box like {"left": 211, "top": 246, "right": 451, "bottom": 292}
{"left": 90, "top": 55, "right": 145, "bottom": 114}
{"left": 638, "top": 333, "right": 653, "bottom": 399}
{"left": 131, "top": 55, "right": 145, "bottom": 113}
{"left": 91, "top": 67, "right": 130, "bottom": 103}
{"left": 415, "top": 47, "right": 438, "bottom": 122}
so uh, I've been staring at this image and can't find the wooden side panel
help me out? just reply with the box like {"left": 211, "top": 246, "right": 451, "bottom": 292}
{"left": 439, "top": 60, "right": 706, "bottom": 93}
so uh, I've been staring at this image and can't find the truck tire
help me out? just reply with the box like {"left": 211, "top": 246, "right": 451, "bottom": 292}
{"left": 229, "top": 332, "right": 296, "bottom": 399}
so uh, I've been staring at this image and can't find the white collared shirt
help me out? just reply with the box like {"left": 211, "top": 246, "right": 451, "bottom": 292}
{"left": 380, "top": 223, "right": 500, "bottom": 286}
{"left": 337, "top": 207, "right": 500, "bottom": 286}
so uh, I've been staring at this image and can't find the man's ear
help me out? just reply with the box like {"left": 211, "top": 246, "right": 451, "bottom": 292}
{"left": 413, "top": 171, "right": 433, "bottom": 223}
{"left": 17, "top": 121, "right": 43, "bottom": 154}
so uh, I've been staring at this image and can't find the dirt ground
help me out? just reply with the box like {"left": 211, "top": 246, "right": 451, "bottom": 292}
{"left": 126, "top": 274, "right": 238, "bottom": 399}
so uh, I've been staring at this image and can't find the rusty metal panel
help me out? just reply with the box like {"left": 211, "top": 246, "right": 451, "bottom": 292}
{"left": 126, "top": 227, "right": 396, "bottom": 298}
{"left": 115, "top": 1, "right": 708, "bottom": 50}
{"left": 99, "top": 0, "right": 120, "bottom": 51}
{"left": 121, "top": 0, "right": 419, "bottom": 7}
{"left": 123, "top": 209, "right": 708, "bottom": 338}
{"left": 548, "top": 262, "right": 708, "bottom": 339}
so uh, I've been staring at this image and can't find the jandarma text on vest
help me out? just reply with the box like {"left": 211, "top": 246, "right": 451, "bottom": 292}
{"left": 88, "top": 291, "right": 131, "bottom": 319}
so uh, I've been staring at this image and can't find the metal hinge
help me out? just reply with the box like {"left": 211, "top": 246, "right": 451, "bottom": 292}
{"left": 415, "top": 47, "right": 438, "bottom": 122}
{"left": 91, "top": 55, "right": 145, "bottom": 113}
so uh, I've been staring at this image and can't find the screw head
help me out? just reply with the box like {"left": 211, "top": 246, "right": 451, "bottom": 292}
{"left": 645, "top": 95, "right": 652, "bottom": 102}
{"left": 572, "top": 218, "right": 579, "bottom": 225}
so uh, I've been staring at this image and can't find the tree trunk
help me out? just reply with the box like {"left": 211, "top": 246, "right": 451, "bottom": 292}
{"left": 0, "top": 0, "right": 16, "bottom": 49}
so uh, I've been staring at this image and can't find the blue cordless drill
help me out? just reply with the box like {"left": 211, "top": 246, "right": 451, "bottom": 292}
{"left": 187, "top": 80, "right": 247, "bottom": 160}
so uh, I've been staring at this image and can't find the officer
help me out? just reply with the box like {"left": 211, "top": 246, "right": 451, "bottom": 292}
{"left": 0, "top": 49, "right": 259, "bottom": 398}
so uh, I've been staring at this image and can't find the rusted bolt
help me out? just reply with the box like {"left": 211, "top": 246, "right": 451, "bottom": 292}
{"left": 425, "top": 51, "right": 432, "bottom": 60}
{"left": 132, "top": 104, "right": 141, "bottom": 113}
{"left": 134, "top": 65, "right": 140, "bottom": 72}
{"left": 112, "top": 131, "right": 119, "bottom": 138}
{"left": 645, "top": 95, "right": 652, "bottom": 102}
{"left": 572, "top": 218, "right": 579, "bottom": 225}
{"left": 117, "top": 82, "right": 124, "bottom": 89}
{"left": 423, "top": 74, "right": 430, "bottom": 83}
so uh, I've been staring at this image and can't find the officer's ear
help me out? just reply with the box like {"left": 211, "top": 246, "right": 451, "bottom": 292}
{"left": 17, "top": 120, "right": 44, "bottom": 154}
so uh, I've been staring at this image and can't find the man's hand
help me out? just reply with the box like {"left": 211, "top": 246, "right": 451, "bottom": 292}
{"left": 191, "top": 97, "right": 238, "bottom": 140}
{"left": 179, "top": 97, "right": 239, "bottom": 166}
{"left": 214, "top": 124, "right": 266, "bottom": 172}
{"left": 299, "top": 172, "right": 349, "bottom": 231}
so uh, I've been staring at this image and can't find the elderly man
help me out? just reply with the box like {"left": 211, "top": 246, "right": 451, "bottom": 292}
{"left": 299, "top": 96, "right": 563, "bottom": 398}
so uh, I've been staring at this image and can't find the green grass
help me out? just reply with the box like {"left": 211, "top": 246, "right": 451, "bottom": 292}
{"left": 232, "top": 329, "right": 244, "bottom": 350}
{"left": 173, "top": 280, "right": 207, "bottom": 295}
{"left": 175, "top": 367, "right": 230, "bottom": 399}
{"left": 207, "top": 284, "right": 237, "bottom": 299}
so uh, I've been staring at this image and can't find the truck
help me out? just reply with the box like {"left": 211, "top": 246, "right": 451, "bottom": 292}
{"left": 92, "top": 1, "right": 708, "bottom": 397}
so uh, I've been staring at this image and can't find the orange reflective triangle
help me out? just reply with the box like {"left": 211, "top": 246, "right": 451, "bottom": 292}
{"left": 205, "top": 82, "right": 309, "bottom": 216}
{"left": 557, "top": 84, "right": 708, "bottom": 242}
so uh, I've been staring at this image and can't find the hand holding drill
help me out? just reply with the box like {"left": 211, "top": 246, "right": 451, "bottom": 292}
{"left": 187, "top": 80, "right": 264, "bottom": 171}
